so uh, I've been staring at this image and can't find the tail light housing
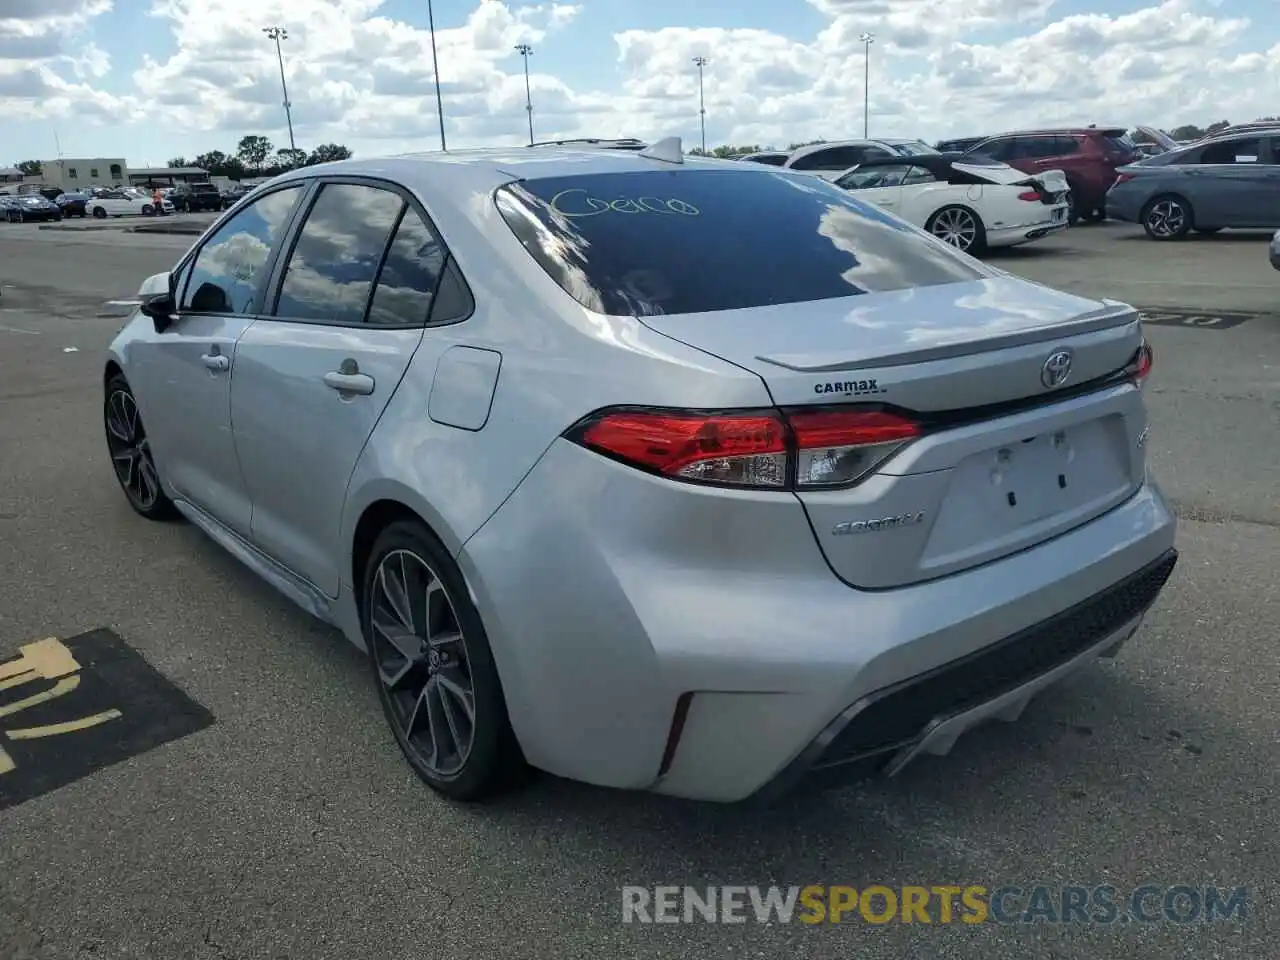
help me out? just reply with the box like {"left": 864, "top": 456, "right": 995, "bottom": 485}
{"left": 568, "top": 406, "right": 921, "bottom": 490}
{"left": 1113, "top": 173, "right": 1135, "bottom": 186}
{"left": 1017, "top": 189, "right": 1042, "bottom": 202}
{"left": 1127, "top": 337, "right": 1154, "bottom": 386}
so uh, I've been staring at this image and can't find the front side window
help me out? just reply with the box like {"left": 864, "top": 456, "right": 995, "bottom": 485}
{"left": 495, "top": 169, "right": 986, "bottom": 317}
{"left": 181, "top": 185, "right": 304, "bottom": 315}
{"left": 273, "top": 183, "right": 404, "bottom": 325}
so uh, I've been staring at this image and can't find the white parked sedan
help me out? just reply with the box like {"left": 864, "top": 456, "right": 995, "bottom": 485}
{"left": 86, "top": 188, "right": 174, "bottom": 218}
{"left": 832, "top": 153, "right": 1070, "bottom": 254}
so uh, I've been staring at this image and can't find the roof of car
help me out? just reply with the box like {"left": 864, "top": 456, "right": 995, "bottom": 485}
{"left": 275, "top": 146, "right": 744, "bottom": 193}
{"left": 979, "top": 127, "right": 1128, "bottom": 140}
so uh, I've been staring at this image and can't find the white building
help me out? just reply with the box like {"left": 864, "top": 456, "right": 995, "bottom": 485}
{"left": 37, "top": 158, "right": 129, "bottom": 190}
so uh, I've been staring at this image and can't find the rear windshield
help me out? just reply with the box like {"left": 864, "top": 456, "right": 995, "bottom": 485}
{"left": 494, "top": 169, "right": 985, "bottom": 317}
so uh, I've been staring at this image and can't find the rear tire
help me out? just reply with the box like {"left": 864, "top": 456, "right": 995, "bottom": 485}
{"left": 362, "top": 519, "right": 527, "bottom": 802}
{"left": 92, "top": 206, "right": 107, "bottom": 219}
{"left": 1141, "top": 195, "right": 1193, "bottom": 240}
{"left": 141, "top": 205, "right": 154, "bottom": 216}
{"left": 926, "top": 205, "right": 987, "bottom": 255}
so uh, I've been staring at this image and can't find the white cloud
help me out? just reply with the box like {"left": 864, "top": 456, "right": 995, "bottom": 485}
{"left": 2, "top": 0, "right": 1278, "bottom": 158}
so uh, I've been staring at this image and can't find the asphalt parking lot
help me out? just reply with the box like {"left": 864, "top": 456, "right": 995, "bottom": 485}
{"left": 0, "top": 220, "right": 1276, "bottom": 959}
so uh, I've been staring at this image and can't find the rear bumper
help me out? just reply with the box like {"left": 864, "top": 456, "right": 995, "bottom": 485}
{"left": 460, "top": 438, "right": 1178, "bottom": 803}
{"left": 751, "top": 549, "right": 1176, "bottom": 803}
{"left": 987, "top": 213, "right": 1069, "bottom": 247}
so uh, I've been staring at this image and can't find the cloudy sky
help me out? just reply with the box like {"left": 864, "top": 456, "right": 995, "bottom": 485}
{"left": 1, "top": 0, "right": 1276, "bottom": 166}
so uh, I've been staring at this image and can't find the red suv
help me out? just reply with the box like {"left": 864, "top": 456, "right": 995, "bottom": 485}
{"left": 964, "top": 127, "right": 1141, "bottom": 223}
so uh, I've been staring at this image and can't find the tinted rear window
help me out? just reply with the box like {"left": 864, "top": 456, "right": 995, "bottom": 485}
{"left": 495, "top": 169, "right": 985, "bottom": 317}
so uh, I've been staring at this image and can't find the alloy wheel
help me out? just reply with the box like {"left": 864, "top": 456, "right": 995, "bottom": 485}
{"left": 930, "top": 208, "right": 978, "bottom": 251}
{"left": 105, "top": 389, "right": 161, "bottom": 510}
{"left": 370, "top": 549, "right": 476, "bottom": 778}
{"left": 1146, "top": 200, "right": 1185, "bottom": 238}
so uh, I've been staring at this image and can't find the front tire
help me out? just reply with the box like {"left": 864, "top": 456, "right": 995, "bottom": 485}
{"left": 92, "top": 206, "right": 107, "bottom": 219}
{"left": 362, "top": 519, "right": 526, "bottom": 802}
{"left": 926, "top": 205, "right": 987, "bottom": 255}
{"left": 104, "top": 374, "right": 179, "bottom": 520}
{"left": 1142, "top": 195, "right": 1193, "bottom": 240}
{"left": 141, "top": 204, "right": 154, "bottom": 216}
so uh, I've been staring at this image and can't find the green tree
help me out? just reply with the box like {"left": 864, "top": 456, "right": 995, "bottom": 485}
{"left": 306, "top": 143, "right": 353, "bottom": 165}
{"left": 1205, "top": 119, "right": 1231, "bottom": 136}
{"left": 236, "top": 135, "right": 274, "bottom": 171}
{"left": 166, "top": 156, "right": 189, "bottom": 168}
{"left": 274, "top": 147, "right": 308, "bottom": 171}
{"left": 15, "top": 160, "right": 41, "bottom": 176}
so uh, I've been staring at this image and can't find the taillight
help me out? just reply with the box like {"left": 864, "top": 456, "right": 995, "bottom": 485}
{"left": 788, "top": 409, "right": 919, "bottom": 487}
{"left": 578, "top": 409, "right": 788, "bottom": 487}
{"left": 569, "top": 407, "right": 921, "bottom": 490}
{"left": 1128, "top": 338, "right": 1153, "bottom": 385}
{"left": 1017, "top": 190, "right": 1041, "bottom": 202}
{"left": 1113, "top": 173, "right": 1135, "bottom": 185}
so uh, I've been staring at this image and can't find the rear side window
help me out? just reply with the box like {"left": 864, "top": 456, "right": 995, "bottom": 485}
{"left": 1054, "top": 135, "right": 1082, "bottom": 155}
{"left": 366, "top": 209, "right": 447, "bottom": 326}
{"left": 1198, "top": 138, "right": 1262, "bottom": 164}
{"left": 495, "top": 169, "right": 986, "bottom": 317}
{"left": 274, "top": 183, "right": 403, "bottom": 325}
{"left": 790, "top": 147, "right": 873, "bottom": 171}
{"left": 1100, "top": 131, "right": 1137, "bottom": 154}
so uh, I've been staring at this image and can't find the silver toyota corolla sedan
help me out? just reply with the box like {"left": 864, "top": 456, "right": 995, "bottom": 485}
{"left": 103, "top": 141, "right": 1177, "bottom": 804}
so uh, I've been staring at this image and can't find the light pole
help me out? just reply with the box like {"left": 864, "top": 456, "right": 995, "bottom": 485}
{"left": 692, "top": 56, "right": 708, "bottom": 153}
{"left": 426, "top": 0, "right": 447, "bottom": 150}
{"left": 859, "top": 33, "right": 874, "bottom": 139}
{"left": 515, "top": 43, "right": 534, "bottom": 146}
{"left": 262, "top": 26, "right": 297, "bottom": 152}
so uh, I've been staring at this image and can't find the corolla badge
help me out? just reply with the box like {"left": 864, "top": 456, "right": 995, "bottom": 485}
{"left": 832, "top": 512, "right": 925, "bottom": 536}
{"left": 1040, "top": 349, "right": 1073, "bottom": 389}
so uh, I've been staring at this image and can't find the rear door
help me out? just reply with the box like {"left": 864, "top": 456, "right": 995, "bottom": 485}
{"left": 230, "top": 178, "right": 449, "bottom": 597}
{"left": 1185, "top": 137, "right": 1272, "bottom": 223}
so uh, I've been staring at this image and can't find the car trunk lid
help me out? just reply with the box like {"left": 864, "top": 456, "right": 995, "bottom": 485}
{"left": 638, "top": 278, "right": 1148, "bottom": 588}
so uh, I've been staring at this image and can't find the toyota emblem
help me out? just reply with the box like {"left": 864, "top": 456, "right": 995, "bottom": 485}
{"left": 1041, "top": 350, "right": 1073, "bottom": 389}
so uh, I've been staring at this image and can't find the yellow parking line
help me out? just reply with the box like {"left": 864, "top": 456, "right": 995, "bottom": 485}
{"left": 6, "top": 709, "right": 123, "bottom": 739}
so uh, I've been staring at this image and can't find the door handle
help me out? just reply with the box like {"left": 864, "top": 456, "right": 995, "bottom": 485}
{"left": 323, "top": 371, "right": 375, "bottom": 396}
{"left": 201, "top": 352, "right": 230, "bottom": 372}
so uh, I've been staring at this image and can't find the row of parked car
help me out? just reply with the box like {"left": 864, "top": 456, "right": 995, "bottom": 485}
{"left": 0, "top": 180, "right": 257, "bottom": 224}
{"left": 734, "top": 121, "right": 1280, "bottom": 243}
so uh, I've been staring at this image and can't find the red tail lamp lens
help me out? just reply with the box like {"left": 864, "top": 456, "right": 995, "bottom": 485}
{"left": 1133, "top": 338, "right": 1153, "bottom": 383}
{"left": 1017, "top": 190, "right": 1041, "bottom": 201}
{"left": 579, "top": 410, "right": 789, "bottom": 486}
{"left": 573, "top": 408, "right": 921, "bottom": 489}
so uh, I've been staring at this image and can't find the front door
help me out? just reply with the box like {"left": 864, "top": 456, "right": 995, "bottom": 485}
{"left": 231, "top": 180, "right": 451, "bottom": 596}
{"left": 128, "top": 183, "right": 309, "bottom": 536}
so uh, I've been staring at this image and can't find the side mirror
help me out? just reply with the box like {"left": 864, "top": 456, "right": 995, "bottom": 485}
{"left": 140, "top": 291, "right": 178, "bottom": 333}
